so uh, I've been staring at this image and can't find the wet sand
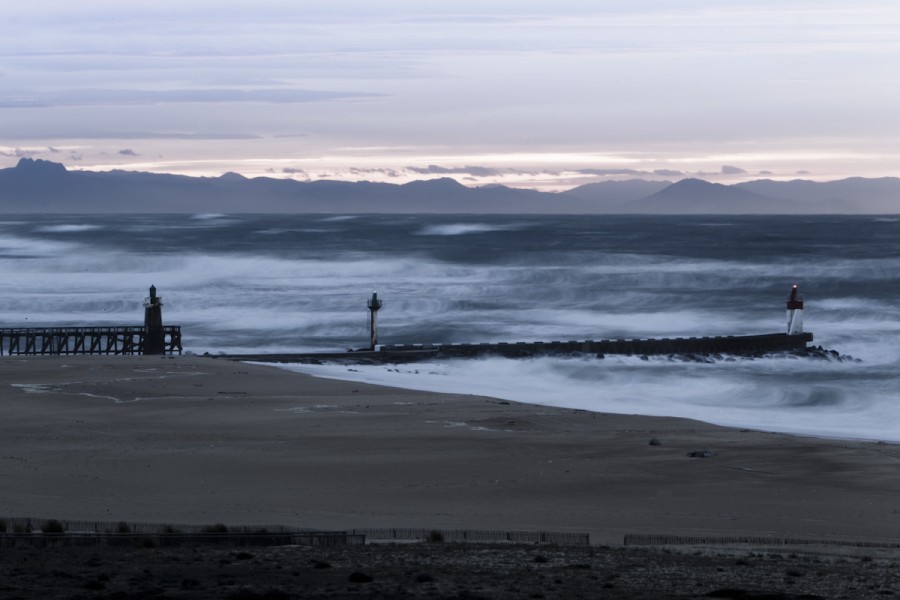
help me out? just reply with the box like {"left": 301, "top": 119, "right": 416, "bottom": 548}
{"left": 2, "top": 355, "right": 898, "bottom": 547}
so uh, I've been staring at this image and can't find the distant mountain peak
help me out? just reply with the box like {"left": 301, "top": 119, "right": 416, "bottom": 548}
{"left": 632, "top": 177, "right": 782, "bottom": 214}
{"left": 668, "top": 177, "right": 724, "bottom": 189}
{"left": 402, "top": 177, "right": 465, "bottom": 189}
{"left": 16, "top": 157, "right": 68, "bottom": 174}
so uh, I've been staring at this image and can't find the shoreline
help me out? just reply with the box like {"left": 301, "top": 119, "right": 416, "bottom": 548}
{"left": 2, "top": 355, "right": 898, "bottom": 547}
{"left": 269, "top": 358, "right": 895, "bottom": 445}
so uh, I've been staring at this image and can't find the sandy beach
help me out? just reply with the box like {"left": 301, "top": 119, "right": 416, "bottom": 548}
{"left": 2, "top": 354, "right": 898, "bottom": 549}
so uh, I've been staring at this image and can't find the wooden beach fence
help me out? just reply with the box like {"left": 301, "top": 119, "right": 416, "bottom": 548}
{"left": 353, "top": 527, "right": 590, "bottom": 546}
{"left": 624, "top": 533, "right": 900, "bottom": 551}
{"left": 0, "top": 517, "right": 589, "bottom": 548}
{"left": 0, "top": 517, "right": 360, "bottom": 548}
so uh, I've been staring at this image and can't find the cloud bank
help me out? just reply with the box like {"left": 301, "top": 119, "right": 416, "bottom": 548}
{"left": 1, "top": 2, "right": 898, "bottom": 188}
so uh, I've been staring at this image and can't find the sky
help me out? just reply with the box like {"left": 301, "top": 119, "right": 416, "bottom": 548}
{"left": 2, "top": 1, "right": 899, "bottom": 191}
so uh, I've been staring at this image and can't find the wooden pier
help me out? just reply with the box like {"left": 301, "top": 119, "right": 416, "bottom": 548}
{"left": 0, "top": 325, "right": 182, "bottom": 356}
{"left": 0, "top": 286, "right": 182, "bottom": 357}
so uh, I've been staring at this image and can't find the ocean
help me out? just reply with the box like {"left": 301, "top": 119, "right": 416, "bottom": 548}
{"left": 2, "top": 213, "right": 898, "bottom": 442}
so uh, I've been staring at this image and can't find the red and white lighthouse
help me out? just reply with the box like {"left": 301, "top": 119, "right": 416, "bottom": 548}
{"left": 786, "top": 284, "right": 804, "bottom": 335}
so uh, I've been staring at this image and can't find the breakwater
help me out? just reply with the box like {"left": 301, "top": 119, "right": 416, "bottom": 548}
{"left": 219, "top": 285, "right": 816, "bottom": 364}
{"left": 220, "top": 331, "right": 814, "bottom": 364}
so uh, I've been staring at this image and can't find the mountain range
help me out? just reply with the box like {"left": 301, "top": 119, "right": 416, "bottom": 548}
{"left": 2, "top": 158, "right": 898, "bottom": 214}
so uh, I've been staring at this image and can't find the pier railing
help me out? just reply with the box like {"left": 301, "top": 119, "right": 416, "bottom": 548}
{"left": 0, "top": 326, "right": 182, "bottom": 356}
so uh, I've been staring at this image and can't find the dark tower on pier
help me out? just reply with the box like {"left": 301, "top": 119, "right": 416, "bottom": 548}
{"left": 143, "top": 285, "right": 166, "bottom": 355}
{"left": 367, "top": 291, "right": 383, "bottom": 350}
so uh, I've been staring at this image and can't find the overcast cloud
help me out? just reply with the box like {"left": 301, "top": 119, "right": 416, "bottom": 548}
{"left": 2, "top": 1, "right": 898, "bottom": 189}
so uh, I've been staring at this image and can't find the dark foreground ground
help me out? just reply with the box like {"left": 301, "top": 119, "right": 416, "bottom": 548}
{"left": 1, "top": 542, "right": 897, "bottom": 600}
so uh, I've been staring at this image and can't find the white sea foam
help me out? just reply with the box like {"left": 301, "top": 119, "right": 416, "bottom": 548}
{"left": 34, "top": 224, "right": 102, "bottom": 233}
{"left": 415, "top": 223, "right": 523, "bottom": 236}
{"left": 278, "top": 354, "right": 900, "bottom": 442}
{"left": 0, "top": 234, "right": 81, "bottom": 257}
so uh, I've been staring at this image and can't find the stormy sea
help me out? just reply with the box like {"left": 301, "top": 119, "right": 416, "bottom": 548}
{"left": 2, "top": 213, "right": 898, "bottom": 442}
